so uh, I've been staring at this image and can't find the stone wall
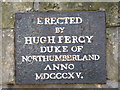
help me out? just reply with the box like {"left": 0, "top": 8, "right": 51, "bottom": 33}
{"left": 1, "top": 2, "right": 120, "bottom": 88}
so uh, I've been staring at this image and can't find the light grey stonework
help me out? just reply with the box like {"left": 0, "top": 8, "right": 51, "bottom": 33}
{"left": 106, "top": 27, "right": 119, "bottom": 81}
{"left": 1, "top": 2, "right": 119, "bottom": 89}
{"left": 2, "top": 29, "right": 14, "bottom": 84}
{"left": 118, "top": 27, "right": 120, "bottom": 81}
{"left": 0, "top": 30, "right": 2, "bottom": 85}
{"left": 2, "top": 2, "right": 33, "bottom": 29}
{"left": 106, "top": 80, "right": 118, "bottom": 88}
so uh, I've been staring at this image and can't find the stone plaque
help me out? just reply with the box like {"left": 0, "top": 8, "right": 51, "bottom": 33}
{"left": 15, "top": 11, "right": 106, "bottom": 84}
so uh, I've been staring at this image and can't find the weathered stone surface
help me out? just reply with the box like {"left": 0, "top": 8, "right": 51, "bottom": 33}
{"left": 38, "top": 2, "right": 119, "bottom": 27}
{"left": 2, "top": 2, "right": 33, "bottom": 29}
{"left": 106, "top": 80, "right": 118, "bottom": 88}
{"left": 8, "top": 80, "right": 119, "bottom": 88}
{"left": 118, "top": 27, "right": 120, "bottom": 81}
{"left": 39, "top": 2, "right": 60, "bottom": 11}
{"left": 0, "top": 2, "right": 2, "bottom": 28}
{"left": 2, "top": 29, "right": 14, "bottom": 84}
{"left": 3, "top": 80, "right": 119, "bottom": 88}
{"left": 33, "top": 2, "right": 40, "bottom": 11}
{"left": 0, "top": 30, "right": 2, "bottom": 85}
{"left": 0, "top": 86, "right": 2, "bottom": 89}
{"left": 11, "top": 83, "right": 109, "bottom": 88}
{"left": 106, "top": 27, "right": 118, "bottom": 81}
{"left": 2, "top": 2, "right": 119, "bottom": 28}
{"left": 1, "top": 2, "right": 119, "bottom": 88}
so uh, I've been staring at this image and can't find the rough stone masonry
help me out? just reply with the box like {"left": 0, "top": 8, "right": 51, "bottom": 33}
{"left": 1, "top": 2, "right": 119, "bottom": 88}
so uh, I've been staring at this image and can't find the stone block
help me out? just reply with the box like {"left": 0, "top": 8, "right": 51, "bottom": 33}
{"left": 2, "top": 2, "right": 33, "bottom": 29}
{"left": 2, "top": 29, "right": 14, "bottom": 84}
{"left": 106, "top": 80, "right": 118, "bottom": 88}
{"left": 118, "top": 27, "right": 120, "bottom": 81}
{"left": 11, "top": 84, "right": 109, "bottom": 88}
{"left": 0, "top": 30, "right": 2, "bottom": 85}
{"left": 106, "top": 27, "right": 118, "bottom": 81}
{"left": 0, "top": 2, "right": 2, "bottom": 28}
